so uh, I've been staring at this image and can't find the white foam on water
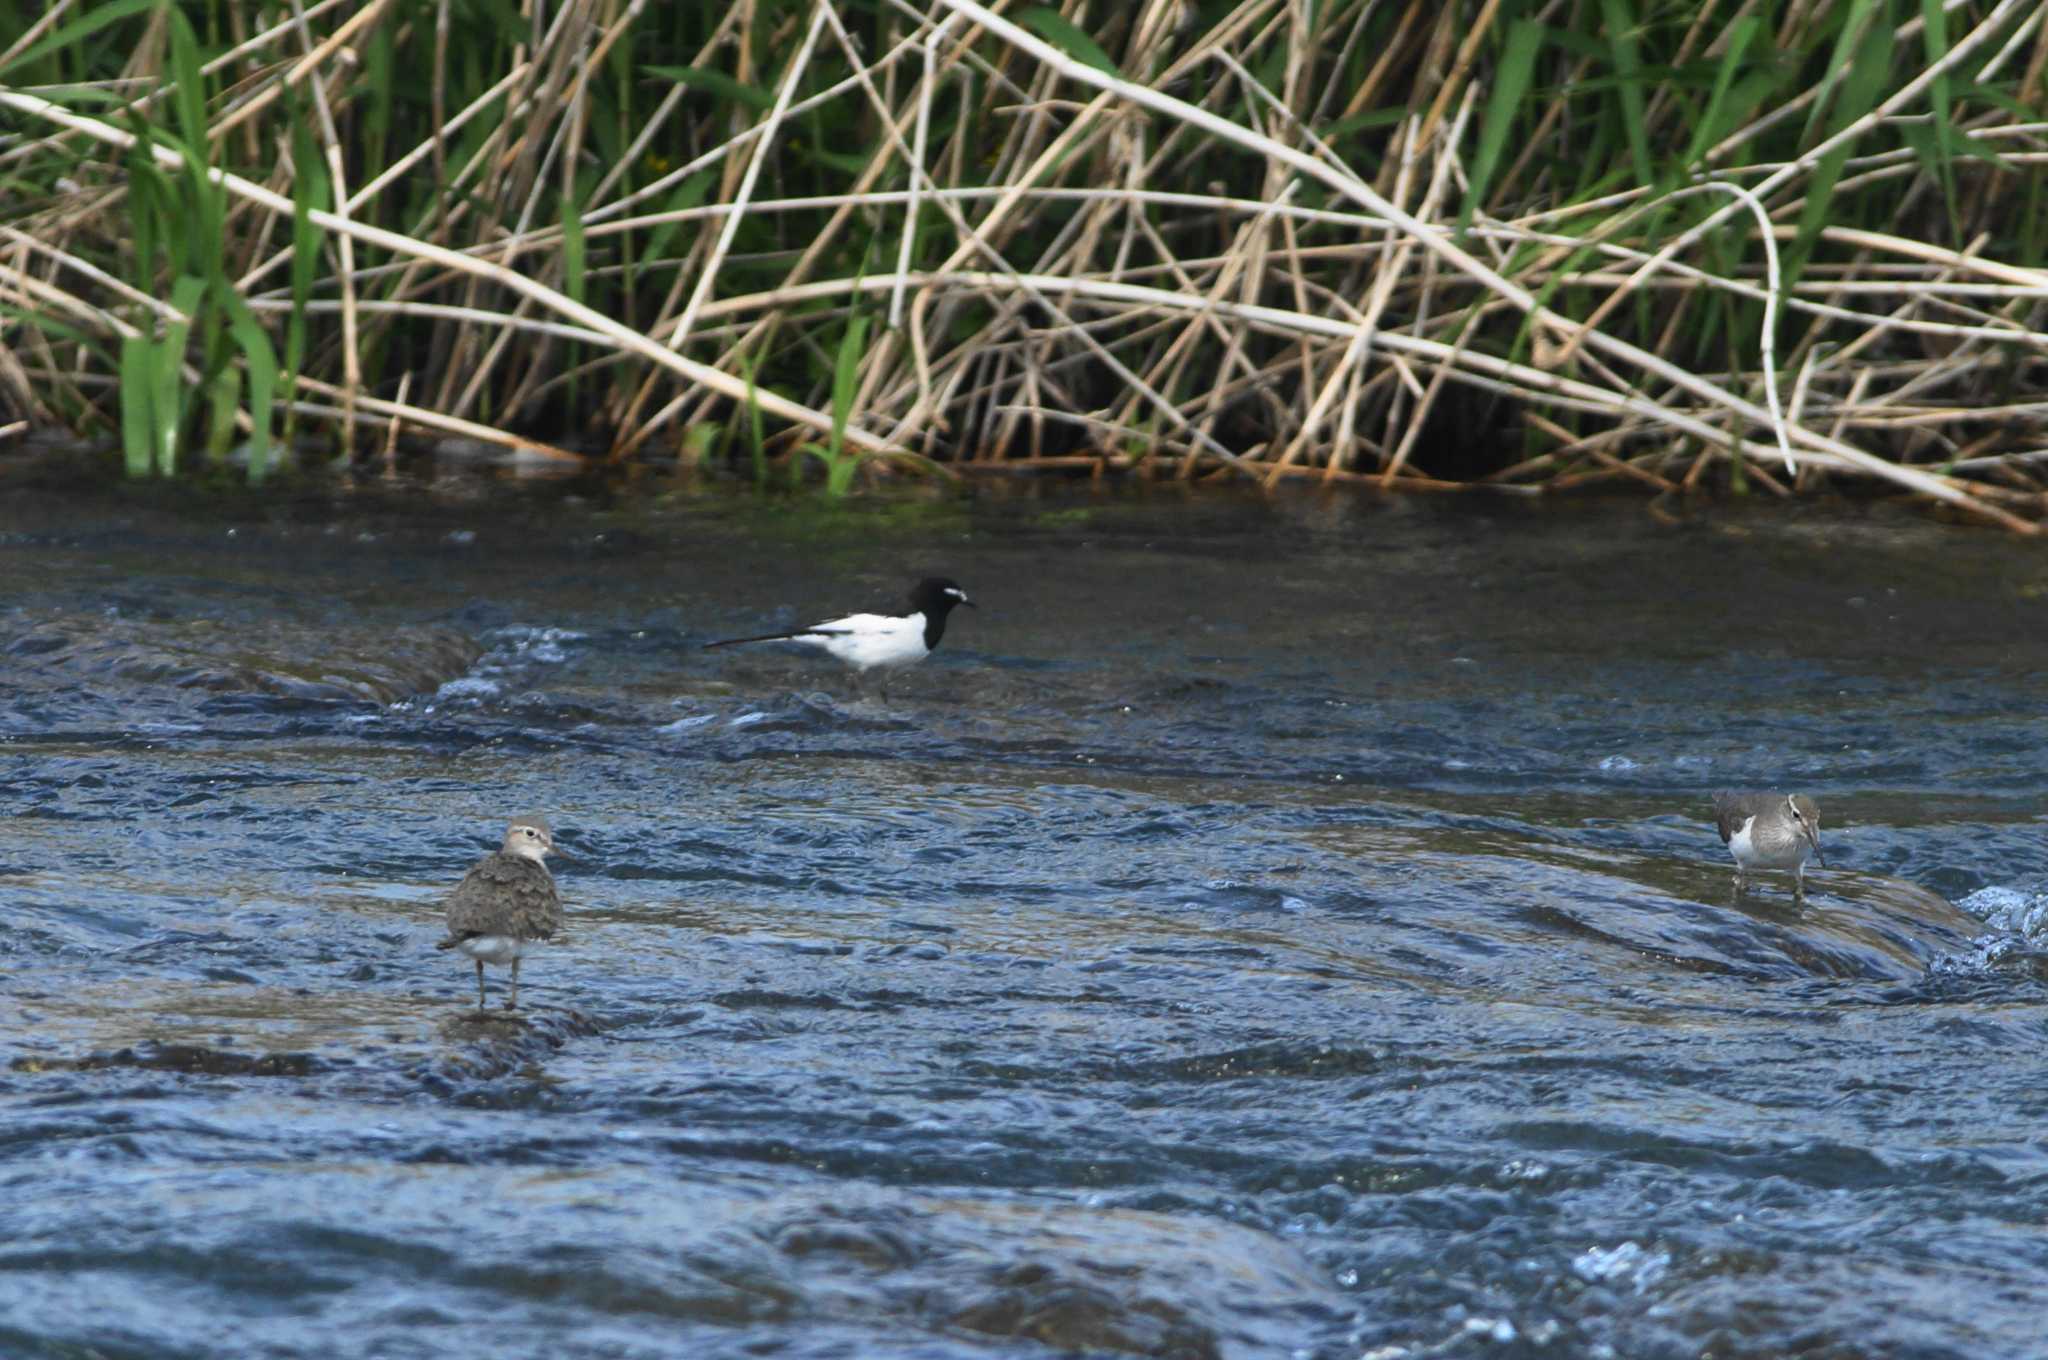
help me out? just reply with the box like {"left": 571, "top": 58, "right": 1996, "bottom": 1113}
{"left": 487, "top": 624, "right": 587, "bottom": 666}
{"left": 426, "top": 624, "right": 589, "bottom": 706}
{"left": 1956, "top": 885, "right": 2048, "bottom": 940}
{"left": 432, "top": 676, "right": 501, "bottom": 702}
{"left": 1572, "top": 1241, "right": 1669, "bottom": 1292}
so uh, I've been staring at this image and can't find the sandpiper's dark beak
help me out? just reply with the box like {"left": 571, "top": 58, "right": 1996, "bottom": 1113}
{"left": 1805, "top": 831, "right": 1826, "bottom": 869}
{"left": 962, "top": 597, "right": 976, "bottom": 609}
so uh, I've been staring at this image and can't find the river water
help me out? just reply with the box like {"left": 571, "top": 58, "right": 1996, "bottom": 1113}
{"left": 2, "top": 480, "right": 2044, "bottom": 1359}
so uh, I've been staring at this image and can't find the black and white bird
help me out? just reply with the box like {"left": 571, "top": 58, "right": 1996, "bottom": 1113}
{"left": 704, "top": 576, "right": 975, "bottom": 677}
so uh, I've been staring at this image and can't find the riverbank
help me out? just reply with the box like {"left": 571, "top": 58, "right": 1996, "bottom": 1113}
{"left": 6, "top": 3, "right": 2048, "bottom": 530}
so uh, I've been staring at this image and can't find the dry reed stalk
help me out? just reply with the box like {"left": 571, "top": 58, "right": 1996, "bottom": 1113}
{"left": 0, "top": 242, "right": 54, "bottom": 427}
{"left": 289, "top": 0, "right": 364, "bottom": 454}
{"left": 1375, "top": 94, "right": 1480, "bottom": 486}
{"left": 930, "top": 0, "right": 2041, "bottom": 526}
{"left": 384, "top": 372, "right": 410, "bottom": 475}
{"left": 293, "top": 374, "right": 583, "bottom": 462}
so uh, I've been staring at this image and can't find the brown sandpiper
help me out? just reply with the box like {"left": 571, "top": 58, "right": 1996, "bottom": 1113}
{"left": 1711, "top": 791, "right": 1826, "bottom": 901}
{"left": 435, "top": 816, "right": 564, "bottom": 1010}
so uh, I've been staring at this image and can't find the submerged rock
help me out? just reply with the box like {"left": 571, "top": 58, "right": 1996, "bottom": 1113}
{"left": 427, "top": 1006, "right": 602, "bottom": 1083}
{"left": 12, "top": 1041, "right": 322, "bottom": 1078}
{"left": 1, "top": 613, "right": 481, "bottom": 704}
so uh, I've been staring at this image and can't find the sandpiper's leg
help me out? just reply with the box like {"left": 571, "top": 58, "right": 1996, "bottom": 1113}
{"left": 474, "top": 959, "right": 487, "bottom": 1010}
{"left": 505, "top": 957, "right": 520, "bottom": 1011}
{"left": 1731, "top": 869, "right": 1747, "bottom": 896}
{"left": 1793, "top": 863, "right": 1807, "bottom": 904}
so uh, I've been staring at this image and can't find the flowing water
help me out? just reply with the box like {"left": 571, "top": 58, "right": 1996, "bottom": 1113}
{"left": 2, "top": 479, "right": 2046, "bottom": 1359}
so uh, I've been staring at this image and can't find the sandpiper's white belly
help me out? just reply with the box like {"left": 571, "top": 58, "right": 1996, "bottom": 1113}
{"left": 454, "top": 935, "right": 526, "bottom": 965}
{"left": 1728, "top": 818, "right": 1810, "bottom": 871}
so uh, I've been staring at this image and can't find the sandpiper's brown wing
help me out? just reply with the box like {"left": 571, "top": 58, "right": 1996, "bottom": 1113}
{"left": 1711, "top": 791, "right": 1765, "bottom": 845}
{"left": 438, "top": 852, "right": 563, "bottom": 947}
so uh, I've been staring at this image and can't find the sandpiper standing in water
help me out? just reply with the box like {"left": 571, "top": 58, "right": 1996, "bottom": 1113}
{"left": 703, "top": 576, "right": 975, "bottom": 682}
{"left": 436, "top": 816, "right": 564, "bottom": 1010}
{"left": 1711, "top": 791, "right": 1826, "bottom": 902}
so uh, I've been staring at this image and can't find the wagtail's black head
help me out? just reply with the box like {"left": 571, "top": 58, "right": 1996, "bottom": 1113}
{"left": 909, "top": 577, "right": 974, "bottom": 618}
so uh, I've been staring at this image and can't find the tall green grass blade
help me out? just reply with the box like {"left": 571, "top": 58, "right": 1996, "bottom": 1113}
{"left": 1919, "top": 0, "right": 1957, "bottom": 234}
{"left": 1800, "top": 0, "right": 1886, "bottom": 147}
{"left": 167, "top": 9, "right": 208, "bottom": 179}
{"left": 156, "top": 17, "right": 227, "bottom": 294}
{"left": 642, "top": 171, "right": 714, "bottom": 262}
{"left": 829, "top": 310, "right": 867, "bottom": 453}
{"left": 1597, "top": 0, "right": 1652, "bottom": 187}
{"left": 1463, "top": 19, "right": 1543, "bottom": 222}
{"left": 1941, "top": 118, "right": 2011, "bottom": 170}
{"left": 125, "top": 145, "right": 168, "bottom": 295}
{"left": 646, "top": 65, "right": 772, "bottom": 111}
{"left": 562, "top": 176, "right": 588, "bottom": 413}
{"left": 825, "top": 452, "right": 859, "bottom": 497}
{"left": 1253, "top": 42, "right": 1286, "bottom": 98}
{"left": 157, "top": 274, "right": 207, "bottom": 476}
{"left": 1792, "top": 2, "right": 1894, "bottom": 282}
{"left": 1957, "top": 79, "right": 2039, "bottom": 124}
{"left": 793, "top": 310, "right": 875, "bottom": 497}
{"left": 1682, "top": 16, "right": 1762, "bottom": 167}
{"left": 1017, "top": 7, "right": 1119, "bottom": 75}
{"left": 562, "top": 183, "right": 587, "bottom": 307}
{"left": 285, "top": 101, "right": 329, "bottom": 432}
{"left": 800, "top": 144, "right": 875, "bottom": 176}
{"left": 2025, "top": 167, "right": 2046, "bottom": 268}
{"left": 1319, "top": 105, "right": 1413, "bottom": 144}
{"left": 0, "top": 0, "right": 157, "bottom": 81}
{"left": 118, "top": 335, "right": 155, "bottom": 477}
{"left": 363, "top": 15, "right": 395, "bottom": 183}
{"left": 227, "top": 299, "right": 277, "bottom": 481}
{"left": 740, "top": 356, "right": 768, "bottom": 486}
{"left": 205, "top": 366, "right": 240, "bottom": 460}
